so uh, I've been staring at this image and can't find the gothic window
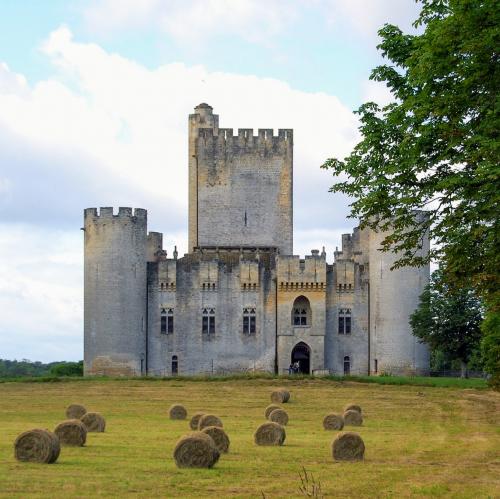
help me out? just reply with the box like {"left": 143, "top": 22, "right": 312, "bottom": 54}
{"left": 202, "top": 308, "right": 215, "bottom": 335}
{"left": 338, "top": 308, "right": 352, "bottom": 335}
{"left": 160, "top": 308, "right": 174, "bottom": 334}
{"left": 344, "top": 355, "right": 351, "bottom": 375}
{"left": 243, "top": 308, "right": 256, "bottom": 334}
{"left": 292, "top": 296, "right": 311, "bottom": 326}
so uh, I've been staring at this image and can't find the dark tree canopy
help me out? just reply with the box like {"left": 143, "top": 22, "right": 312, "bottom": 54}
{"left": 410, "top": 268, "right": 483, "bottom": 377}
{"left": 321, "top": 0, "right": 499, "bottom": 300}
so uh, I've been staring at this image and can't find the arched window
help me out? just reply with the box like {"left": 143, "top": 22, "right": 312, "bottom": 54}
{"left": 292, "top": 296, "right": 311, "bottom": 326}
{"left": 343, "top": 356, "right": 351, "bottom": 376}
{"left": 172, "top": 355, "right": 178, "bottom": 375}
{"left": 338, "top": 308, "right": 351, "bottom": 335}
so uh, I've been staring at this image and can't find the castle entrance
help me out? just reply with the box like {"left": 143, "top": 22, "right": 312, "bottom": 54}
{"left": 291, "top": 342, "right": 310, "bottom": 374}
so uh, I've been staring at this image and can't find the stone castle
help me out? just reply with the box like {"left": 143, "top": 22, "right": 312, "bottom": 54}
{"left": 83, "top": 103, "right": 429, "bottom": 377}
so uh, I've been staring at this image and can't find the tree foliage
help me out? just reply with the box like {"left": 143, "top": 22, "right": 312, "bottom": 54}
{"left": 321, "top": 0, "right": 499, "bottom": 292}
{"left": 321, "top": 0, "right": 499, "bottom": 382}
{"left": 410, "top": 269, "right": 483, "bottom": 376}
{"left": 0, "top": 359, "right": 83, "bottom": 378}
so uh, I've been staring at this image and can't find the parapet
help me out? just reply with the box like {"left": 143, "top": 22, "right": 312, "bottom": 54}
{"left": 196, "top": 127, "right": 293, "bottom": 154}
{"left": 84, "top": 207, "right": 147, "bottom": 220}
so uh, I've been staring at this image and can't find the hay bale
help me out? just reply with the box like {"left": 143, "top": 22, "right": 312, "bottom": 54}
{"left": 323, "top": 413, "right": 344, "bottom": 431}
{"left": 269, "top": 408, "right": 289, "bottom": 426}
{"left": 264, "top": 404, "right": 281, "bottom": 419}
{"left": 270, "top": 389, "right": 290, "bottom": 404}
{"left": 173, "top": 432, "right": 220, "bottom": 468}
{"left": 201, "top": 426, "right": 230, "bottom": 453}
{"left": 54, "top": 419, "right": 87, "bottom": 446}
{"left": 14, "top": 429, "right": 60, "bottom": 463}
{"left": 344, "top": 404, "right": 362, "bottom": 415}
{"left": 331, "top": 432, "right": 365, "bottom": 461}
{"left": 189, "top": 412, "right": 205, "bottom": 430}
{"left": 169, "top": 404, "right": 187, "bottom": 420}
{"left": 254, "top": 422, "right": 286, "bottom": 446}
{"left": 198, "top": 414, "right": 223, "bottom": 430}
{"left": 66, "top": 404, "right": 87, "bottom": 419}
{"left": 80, "top": 412, "right": 106, "bottom": 432}
{"left": 343, "top": 409, "right": 363, "bottom": 426}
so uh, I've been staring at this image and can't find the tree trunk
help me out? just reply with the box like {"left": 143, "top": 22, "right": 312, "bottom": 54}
{"left": 460, "top": 360, "right": 468, "bottom": 379}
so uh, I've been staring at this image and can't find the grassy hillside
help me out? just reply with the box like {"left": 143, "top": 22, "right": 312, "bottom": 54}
{"left": 0, "top": 379, "right": 498, "bottom": 498}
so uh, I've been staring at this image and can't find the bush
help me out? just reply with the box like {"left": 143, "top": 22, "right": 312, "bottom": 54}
{"left": 49, "top": 361, "right": 83, "bottom": 377}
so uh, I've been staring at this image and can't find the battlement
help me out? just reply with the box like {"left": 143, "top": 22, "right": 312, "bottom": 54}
{"left": 84, "top": 207, "right": 147, "bottom": 219}
{"left": 198, "top": 127, "right": 292, "bottom": 143}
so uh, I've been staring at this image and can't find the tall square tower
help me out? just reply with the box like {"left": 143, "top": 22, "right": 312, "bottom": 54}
{"left": 188, "top": 103, "right": 293, "bottom": 254}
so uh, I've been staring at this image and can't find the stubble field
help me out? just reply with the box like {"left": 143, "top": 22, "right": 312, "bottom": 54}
{"left": 0, "top": 378, "right": 498, "bottom": 498}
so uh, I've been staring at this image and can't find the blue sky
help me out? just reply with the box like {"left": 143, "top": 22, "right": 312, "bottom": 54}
{"left": 0, "top": 0, "right": 420, "bottom": 362}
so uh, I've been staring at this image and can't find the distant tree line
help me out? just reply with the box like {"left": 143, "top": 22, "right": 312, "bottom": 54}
{"left": 0, "top": 359, "right": 83, "bottom": 378}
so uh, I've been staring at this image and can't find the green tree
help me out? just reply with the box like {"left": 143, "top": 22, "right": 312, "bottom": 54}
{"left": 410, "top": 269, "right": 483, "bottom": 377}
{"left": 321, "top": 0, "right": 499, "bottom": 384}
{"left": 49, "top": 361, "right": 83, "bottom": 377}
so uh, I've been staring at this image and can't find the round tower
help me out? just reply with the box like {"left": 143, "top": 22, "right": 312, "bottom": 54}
{"left": 84, "top": 207, "right": 148, "bottom": 376}
{"left": 368, "top": 216, "right": 430, "bottom": 375}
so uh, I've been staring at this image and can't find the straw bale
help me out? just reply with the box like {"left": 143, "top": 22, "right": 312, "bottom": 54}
{"left": 14, "top": 429, "right": 60, "bottom": 463}
{"left": 323, "top": 413, "right": 344, "bottom": 431}
{"left": 169, "top": 404, "right": 187, "bottom": 420}
{"left": 254, "top": 422, "right": 286, "bottom": 446}
{"left": 201, "top": 426, "right": 230, "bottom": 453}
{"left": 81, "top": 412, "right": 106, "bottom": 432}
{"left": 264, "top": 404, "right": 281, "bottom": 419}
{"left": 270, "top": 389, "right": 290, "bottom": 404}
{"left": 269, "top": 408, "right": 289, "bottom": 426}
{"left": 343, "top": 409, "right": 363, "bottom": 426}
{"left": 173, "top": 432, "right": 220, "bottom": 468}
{"left": 190, "top": 412, "right": 205, "bottom": 430}
{"left": 66, "top": 404, "right": 87, "bottom": 419}
{"left": 54, "top": 419, "right": 87, "bottom": 446}
{"left": 331, "top": 432, "right": 365, "bottom": 461}
{"left": 198, "top": 414, "right": 223, "bottom": 430}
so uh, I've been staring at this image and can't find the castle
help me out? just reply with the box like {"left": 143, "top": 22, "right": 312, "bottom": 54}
{"left": 83, "top": 103, "right": 429, "bottom": 377}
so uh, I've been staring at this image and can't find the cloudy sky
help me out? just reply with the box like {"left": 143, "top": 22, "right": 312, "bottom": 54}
{"left": 0, "top": 0, "right": 421, "bottom": 362}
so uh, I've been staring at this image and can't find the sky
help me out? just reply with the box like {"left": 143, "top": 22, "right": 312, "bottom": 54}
{"left": 0, "top": 0, "right": 421, "bottom": 362}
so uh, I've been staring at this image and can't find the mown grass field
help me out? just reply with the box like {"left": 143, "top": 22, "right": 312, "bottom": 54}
{"left": 0, "top": 378, "right": 498, "bottom": 498}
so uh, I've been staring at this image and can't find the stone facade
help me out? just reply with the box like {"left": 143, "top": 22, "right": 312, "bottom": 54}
{"left": 83, "top": 104, "right": 430, "bottom": 377}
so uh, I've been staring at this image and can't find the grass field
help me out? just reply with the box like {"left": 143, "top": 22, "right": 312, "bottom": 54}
{"left": 0, "top": 378, "right": 498, "bottom": 498}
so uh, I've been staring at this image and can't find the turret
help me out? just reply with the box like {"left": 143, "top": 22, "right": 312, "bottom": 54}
{"left": 83, "top": 207, "right": 148, "bottom": 376}
{"left": 367, "top": 214, "right": 430, "bottom": 375}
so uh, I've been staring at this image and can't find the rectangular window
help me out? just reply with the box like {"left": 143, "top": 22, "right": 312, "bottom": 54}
{"left": 160, "top": 308, "right": 174, "bottom": 334}
{"left": 345, "top": 316, "right": 351, "bottom": 335}
{"left": 202, "top": 308, "right": 215, "bottom": 335}
{"left": 243, "top": 308, "right": 256, "bottom": 334}
{"left": 338, "top": 316, "right": 344, "bottom": 335}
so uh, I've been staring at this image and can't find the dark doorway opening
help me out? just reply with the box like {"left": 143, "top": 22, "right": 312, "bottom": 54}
{"left": 291, "top": 342, "right": 311, "bottom": 374}
{"left": 343, "top": 355, "right": 350, "bottom": 376}
{"left": 172, "top": 355, "right": 178, "bottom": 375}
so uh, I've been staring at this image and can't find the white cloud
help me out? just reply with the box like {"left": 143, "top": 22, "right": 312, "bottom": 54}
{"left": 0, "top": 26, "right": 360, "bottom": 360}
{"left": 84, "top": 0, "right": 298, "bottom": 44}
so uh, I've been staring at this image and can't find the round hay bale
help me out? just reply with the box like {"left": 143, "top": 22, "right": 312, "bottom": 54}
{"left": 14, "top": 429, "right": 60, "bottom": 463}
{"left": 169, "top": 404, "right": 187, "bottom": 420}
{"left": 270, "top": 389, "right": 290, "bottom": 404}
{"left": 173, "top": 432, "right": 220, "bottom": 468}
{"left": 264, "top": 404, "right": 281, "bottom": 419}
{"left": 269, "top": 408, "right": 289, "bottom": 426}
{"left": 201, "top": 426, "right": 230, "bottom": 453}
{"left": 323, "top": 413, "right": 344, "bottom": 431}
{"left": 189, "top": 412, "right": 205, "bottom": 430}
{"left": 332, "top": 432, "right": 365, "bottom": 461}
{"left": 198, "top": 414, "right": 223, "bottom": 430}
{"left": 254, "top": 422, "right": 286, "bottom": 446}
{"left": 54, "top": 419, "right": 87, "bottom": 446}
{"left": 344, "top": 404, "right": 362, "bottom": 415}
{"left": 80, "top": 412, "right": 106, "bottom": 432}
{"left": 343, "top": 409, "right": 363, "bottom": 426}
{"left": 66, "top": 404, "right": 87, "bottom": 420}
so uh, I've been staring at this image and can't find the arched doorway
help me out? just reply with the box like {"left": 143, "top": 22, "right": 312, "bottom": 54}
{"left": 343, "top": 356, "right": 350, "bottom": 376}
{"left": 291, "top": 342, "right": 311, "bottom": 374}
